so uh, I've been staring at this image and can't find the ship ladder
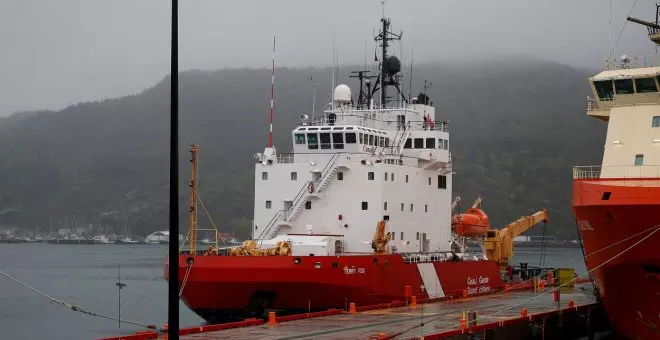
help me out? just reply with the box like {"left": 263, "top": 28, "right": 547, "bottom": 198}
{"left": 179, "top": 257, "right": 194, "bottom": 298}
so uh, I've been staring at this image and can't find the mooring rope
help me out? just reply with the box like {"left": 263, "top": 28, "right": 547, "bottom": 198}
{"left": 178, "top": 260, "right": 193, "bottom": 298}
{"left": 0, "top": 268, "right": 162, "bottom": 332}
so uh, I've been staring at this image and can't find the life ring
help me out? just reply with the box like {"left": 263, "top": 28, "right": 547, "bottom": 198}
{"left": 307, "top": 181, "right": 315, "bottom": 193}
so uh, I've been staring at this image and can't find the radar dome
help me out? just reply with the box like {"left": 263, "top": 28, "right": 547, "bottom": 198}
{"left": 333, "top": 84, "right": 352, "bottom": 103}
{"left": 384, "top": 56, "right": 401, "bottom": 75}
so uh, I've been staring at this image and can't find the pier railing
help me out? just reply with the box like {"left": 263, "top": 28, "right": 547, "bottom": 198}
{"left": 573, "top": 165, "right": 660, "bottom": 179}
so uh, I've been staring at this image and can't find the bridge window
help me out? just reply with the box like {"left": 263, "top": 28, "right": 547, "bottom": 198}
{"left": 295, "top": 133, "right": 305, "bottom": 144}
{"left": 385, "top": 138, "right": 390, "bottom": 147}
{"left": 635, "top": 78, "right": 658, "bottom": 93}
{"left": 262, "top": 172, "right": 268, "bottom": 180}
{"left": 404, "top": 138, "right": 412, "bottom": 149}
{"left": 416, "top": 232, "right": 420, "bottom": 240}
{"left": 307, "top": 133, "right": 319, "bottom": 149}
{"left": 266, "top": 200, "right": 272, "bottom": 209}
{"left": 444, "top": 140, "right": 449, "bottom": 150}
{"left": 359, "top": 133, "right": 364, "bottom": 144}
{"left": 438, "top": 138, "right": 444, "bottom": 149}
{"left": 379, "top": 137, "right": 385, "bottom": 147}
{"left": 368, "top": 172, "right": 374, "bottom": 180}
{"left": 369, "top": 135, "right": 375, "bottom": 146}
{"left": 338, "top": 172, "right": 344, "bottom": 180}
{"left": 653, "top": 116, "right": 660, "bottom": 127}
{"left": 414, "top": 138, "right": 424, "bottom": 149}
{"left": 361, "top": 201, "right": 369, "bottom": 210}
{"left": 635, "top": 154, "right": 644, "bottom": 166}
{"left": 290, "top": 172, "right": 297, "bottom": 180}
{"left": 332, "top": 133, "right": 344, "bottom": 149}
{"left": 346, "top": 133, "right": 357, "bottom": 144}
{"left": 305, "top": 201, "right": 312, "bottom": 210}
{"left": 426, "top": 138, "right": 435, "bottom": 149}
{"left": 614, "top": 79, "right": 634, "bottom": 95}
{"left": 438, "top": 175, "right": 447, "bottom": 189}
{"left": 594, "top": 80, "right": 613, "bottom": 101}
{"left": 320, "top": 133, "right": 331, "bottom": 149}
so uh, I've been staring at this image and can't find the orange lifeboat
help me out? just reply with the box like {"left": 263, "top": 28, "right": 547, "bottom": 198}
{"left": 451, "top": 207, "right": 490, "bottom": 237}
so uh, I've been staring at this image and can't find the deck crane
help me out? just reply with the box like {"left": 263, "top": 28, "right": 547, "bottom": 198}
{"left": 484, "top": 209, "right": 549, "bottom": 268}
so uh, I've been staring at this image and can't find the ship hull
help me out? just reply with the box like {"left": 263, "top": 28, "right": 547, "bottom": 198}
{"left": 573, "top": 179, "right": 660, "bottom": 340}
{"left": 165, "top": 254, "right": 502, "bottom": 324}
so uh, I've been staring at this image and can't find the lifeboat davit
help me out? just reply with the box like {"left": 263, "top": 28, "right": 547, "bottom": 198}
{"left": 451, "top": 207, "right": 490, "bottom": 237}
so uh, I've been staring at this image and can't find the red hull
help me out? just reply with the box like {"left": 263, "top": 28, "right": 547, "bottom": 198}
{"left": 165, "top": 254, "right": 502, "bottom": 323}
{"left": 573, "top": 179, "right": 660, "bottom": 340}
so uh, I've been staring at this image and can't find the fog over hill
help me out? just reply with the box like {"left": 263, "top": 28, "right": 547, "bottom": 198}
{"left": 0, "top": 59, "right": 605, "bottom": 239}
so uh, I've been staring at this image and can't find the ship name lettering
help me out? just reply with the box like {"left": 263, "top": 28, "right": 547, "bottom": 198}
{"left": 467, "top": 277, "right": 477, "bottom": 285}
{"left": 479, "top": 276, "right": 489, "bottom": 284}
{"left": 478, "top": 286, "right": 491, "bottom": 294}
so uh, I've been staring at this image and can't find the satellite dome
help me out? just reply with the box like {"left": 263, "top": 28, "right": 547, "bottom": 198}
{"left": 333, "top": 84, "right": 352, "bottom": 103}
{"left": 384, "top": 56, "right": 401, "bottom": 75}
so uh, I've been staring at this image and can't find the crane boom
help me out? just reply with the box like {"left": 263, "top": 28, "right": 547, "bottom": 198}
{"left": 484, "top": 209, "right": 548, "bottom": 268}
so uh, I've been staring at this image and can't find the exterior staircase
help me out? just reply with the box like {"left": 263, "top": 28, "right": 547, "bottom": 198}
{"left": 257, "top": 154, "right": 348, "bottom": 239}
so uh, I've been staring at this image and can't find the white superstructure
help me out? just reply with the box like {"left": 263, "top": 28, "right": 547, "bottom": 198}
{"left": 576, "top": 56, "right": 660, "bottom": 179}
{"left": 252, "top": 18, "right": 454, "bottom": 256}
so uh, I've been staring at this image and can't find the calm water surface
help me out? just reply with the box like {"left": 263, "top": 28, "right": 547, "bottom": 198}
{"left": 0, "top": 243, "right": 587, "bottom": 340}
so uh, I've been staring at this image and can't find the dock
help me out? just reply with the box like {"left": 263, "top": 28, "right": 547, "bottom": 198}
{"left": 103, "top": 282, "right": 610, "bottom": 340}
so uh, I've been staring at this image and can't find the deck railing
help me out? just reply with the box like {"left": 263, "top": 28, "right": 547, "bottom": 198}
{"left": 573, "top": 165, "right": 660, "bottom": 179}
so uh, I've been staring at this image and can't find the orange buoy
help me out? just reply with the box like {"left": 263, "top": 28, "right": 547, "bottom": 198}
{"left": 451, "top": 208, "right": 490, "bottom": 237}
{"left": 349, "top": 302, "right": 356, "bottom": 314}
{"left": 411, "top": 296, "right": 417, "bottom": 308}
{"left": 520, "top": 308, "right": 528, "bottom": 317}
{"left": 268, "top": 312, "right": 276, "bottom": 326}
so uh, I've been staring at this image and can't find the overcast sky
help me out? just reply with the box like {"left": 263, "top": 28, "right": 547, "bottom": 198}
{"left": 0, "top": 0, "right": 655, "bottom": 116}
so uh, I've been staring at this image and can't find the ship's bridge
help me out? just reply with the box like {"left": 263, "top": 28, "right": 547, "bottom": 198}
{"left": 586, "top": 65, "right": 660, "bottom": 120}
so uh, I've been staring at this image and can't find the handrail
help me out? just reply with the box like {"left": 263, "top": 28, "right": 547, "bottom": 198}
{"left": 258, "top": 210, "right": 284, "bottom": 239}
{"left": 573, "top": 165, "right": 660, "bottom": 179}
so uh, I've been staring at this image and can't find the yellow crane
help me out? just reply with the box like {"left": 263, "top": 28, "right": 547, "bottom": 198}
{"left": 483, "top": 209, "right": 548, "bottom": 268}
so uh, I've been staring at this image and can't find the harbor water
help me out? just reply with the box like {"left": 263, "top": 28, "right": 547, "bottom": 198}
{"left": 0, "top": 243, "right": 587, "bottom": 340}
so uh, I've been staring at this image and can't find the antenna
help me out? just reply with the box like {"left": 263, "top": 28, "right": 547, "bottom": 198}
{"left": 409, "top": 34, "right": 414, "bottom": 102}
{"left": 268, "top": 36, "right": 276, "bottom": 148}
{"left": 332, "top": 25, "right": 336, "bottom": 106}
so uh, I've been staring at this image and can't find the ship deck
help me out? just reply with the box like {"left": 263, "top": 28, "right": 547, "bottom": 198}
{"left": 177, "top": 283, "right": 600, "bottom": 340}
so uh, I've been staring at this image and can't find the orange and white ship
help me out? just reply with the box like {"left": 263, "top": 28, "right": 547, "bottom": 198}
{"left": 572, "top": 6, "right": 660, "bottom": 339}
{"left": 164, "top": 15, "right": 547, "bottom": 324}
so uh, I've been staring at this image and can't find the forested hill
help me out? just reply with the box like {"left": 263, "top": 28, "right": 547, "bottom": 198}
{"left": 0, "top": 59, "right": 605, "bottom": 239}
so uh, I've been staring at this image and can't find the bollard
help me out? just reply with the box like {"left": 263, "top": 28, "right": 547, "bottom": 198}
{"left": 411, "top": 296, "right": 417, "bottom": 308}
{"left": 459, "top": 311, "right": 468, "bottom": 330}
{"left": 468, "top": 310, "right": 478, "bottom": 327}
{"left": 553, "top": 289, "right": 560, "bottom": 303}
{"left": 520, "top": 308, "right": 528, "bottom": 317}
{"left": 568, "top": 300, "right": 575, "bottom": 308}
{"left": 349, "top": 302, "right": 356, "bottom": 314}
{"left": 539, "top": 279, "right": 546, "bottom": 290}
{"left": 404, "top": 285, "right": 412, "bottom": 297}
{"left": 547, "top": 271, "right": 555, "bottom": 286}
{"left": 268, "top": 311, "right": 277, "bottom": 326}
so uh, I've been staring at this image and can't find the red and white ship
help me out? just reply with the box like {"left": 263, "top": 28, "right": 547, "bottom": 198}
{"left": 165, "top": 16, "right": 506, "bottom": 324}
{"left": 572, "top": 7, "right": 660, "bottom": 339}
